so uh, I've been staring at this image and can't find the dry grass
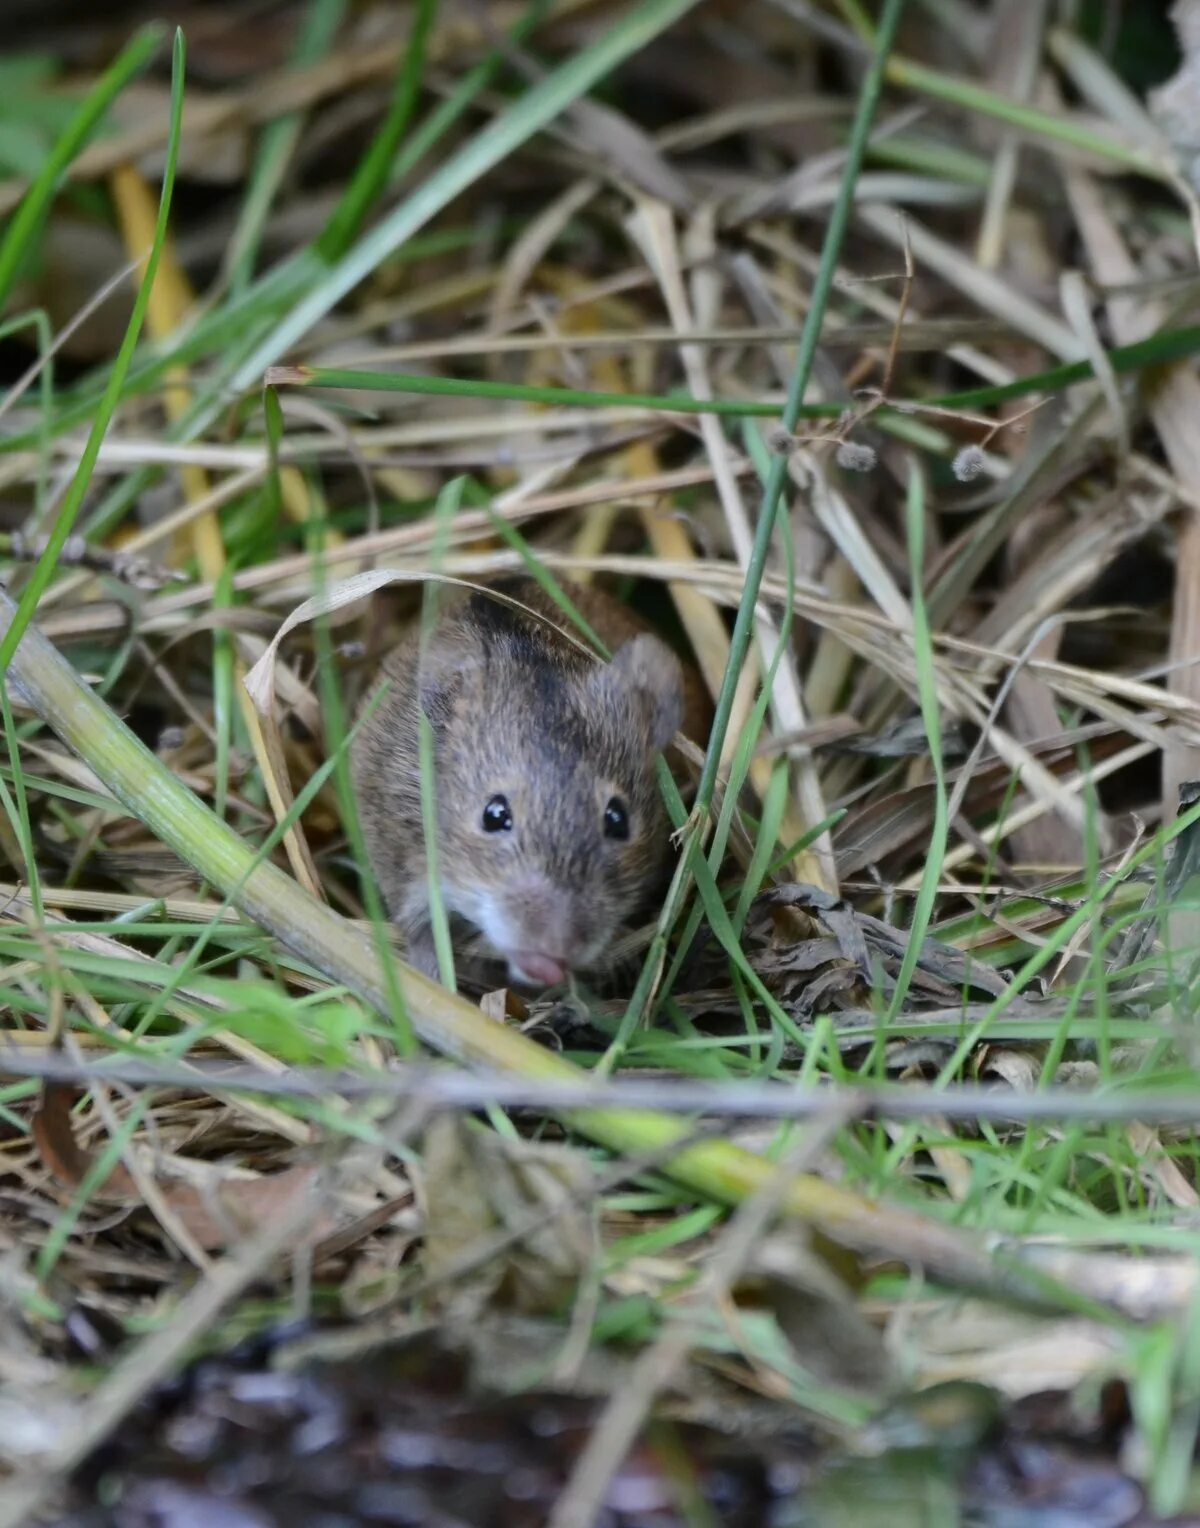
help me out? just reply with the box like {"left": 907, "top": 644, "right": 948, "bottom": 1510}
{"left": 4, "top": 0, "right": 1200, "bottom": 1518}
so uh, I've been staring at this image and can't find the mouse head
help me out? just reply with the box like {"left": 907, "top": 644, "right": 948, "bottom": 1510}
{"left": 419, "top": 618, "right": 683, "bottom": 987}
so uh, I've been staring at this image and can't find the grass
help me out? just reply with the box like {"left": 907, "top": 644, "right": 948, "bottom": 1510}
{"left": 3, "top": 0, "right": 1200, "bottom": 1519}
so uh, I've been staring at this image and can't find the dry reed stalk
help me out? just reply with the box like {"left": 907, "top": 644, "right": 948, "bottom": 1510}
{"left": 629, "top": 198, "right": 833, "bottom": 887}
{"left": 109, "top": 166, "right": 325, "bottom": 900}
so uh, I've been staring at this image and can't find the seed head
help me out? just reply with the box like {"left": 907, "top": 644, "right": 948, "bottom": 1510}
{"left": 952, "top": 445, "right": 986, "bottom": 482}
{"left": 835, "top": 440, "right": 877, "bottom": 473}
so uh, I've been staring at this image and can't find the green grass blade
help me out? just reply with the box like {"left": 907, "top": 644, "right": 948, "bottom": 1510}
{"left": 0, "top": 28, "right": 186, "bottom": 676}
{"left": 316, "top": 0, "right": 437, "bottom": 262}
{"left": 689, "top": 0, "right": 907, "bottom": 822}
{"left": 272, "top": 363, "right": 783, "bottom": 416}
{"left": 616, "top": 0, "right": 907, "bottom": 1035}
{"left": 273, "top": 317, "right": 1200, "bottom": 429}
{"left": 419, "top": 474, "right": 468, "bottom": 991}
{"left": 886, "top": 53, "right": 1164, "bottom": 178}
{"left": 0, "top": 686, "right": 41, "bottom": 919}
{"left": 228, "top": 0, "right": 704, "bottom": 389}
{"left": 226, "top": 0, "right": 347, "bottom": 295}
{"left": 386, "top": 0, "right": 553, "bottom": 188}
{"left": 0, "top": 23, "right": 163, "bottom": 312}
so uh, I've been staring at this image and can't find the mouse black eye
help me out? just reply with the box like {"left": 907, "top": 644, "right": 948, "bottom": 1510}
{"left": 482, "top": 794, "right": 513, "bottom": 833}
{"left": 603, "top": 797, "right": 629, "bottom": 841}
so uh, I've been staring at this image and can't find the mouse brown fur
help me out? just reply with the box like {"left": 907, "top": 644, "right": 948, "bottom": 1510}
{"left": 350, "top": 577, "right": 707, "bottom": 989}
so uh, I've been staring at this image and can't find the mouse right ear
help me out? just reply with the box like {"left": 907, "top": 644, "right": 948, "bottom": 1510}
{"left": 596, "top": 634, "right": 684, "bottom": 752}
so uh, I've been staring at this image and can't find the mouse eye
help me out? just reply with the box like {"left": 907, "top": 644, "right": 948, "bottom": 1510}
{"left": 603, "top": 797, "right": 630, "bottom": 841}
{"left": 482, "top": 794, "right": 513, "bottom": 833}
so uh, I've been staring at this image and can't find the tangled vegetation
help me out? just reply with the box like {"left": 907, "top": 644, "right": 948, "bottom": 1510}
{"left": 3, "top": 1, "right": 1200, "bottom": 1521}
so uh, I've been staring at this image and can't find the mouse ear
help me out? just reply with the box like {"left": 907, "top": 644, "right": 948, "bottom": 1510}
{"left": 593, "top": 634, "right": 684, "bottom": 752}
{"left": 417, "top": 629, "right": 480, "bottom": 724}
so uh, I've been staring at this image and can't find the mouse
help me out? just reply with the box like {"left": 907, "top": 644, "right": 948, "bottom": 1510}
{"left": 349, "top": 576, "right": 707, "bottom": 989}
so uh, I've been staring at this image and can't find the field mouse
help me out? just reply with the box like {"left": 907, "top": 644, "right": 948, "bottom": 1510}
{"left": 350, "top": 576, "right": 706, "bottom": 989}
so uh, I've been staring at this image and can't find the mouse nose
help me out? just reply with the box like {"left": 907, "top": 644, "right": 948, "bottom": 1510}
{"left": 505, "top": 874, "right": 575, "bottom": 959}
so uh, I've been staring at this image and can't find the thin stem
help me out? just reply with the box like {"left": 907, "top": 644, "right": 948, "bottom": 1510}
{"left": 694, "top": 0, "right": 908, "bottom": 822}
{"left": 267, "top": 318, "right": 1200, "bottom": 430}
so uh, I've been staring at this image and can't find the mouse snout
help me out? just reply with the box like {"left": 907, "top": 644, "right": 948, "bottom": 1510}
{"left": 487, "top": 873, "right": 590, "bottom": 987}
{"left": 505, "top": 873, "right": 575, "bottom": 954}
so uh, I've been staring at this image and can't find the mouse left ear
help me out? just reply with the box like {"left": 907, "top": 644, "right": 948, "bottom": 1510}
{"left": 593, "top": 634, "right": 684, "bottom": 752}
{"left": 417, "top": 628, "right": 480, "bottom": 724}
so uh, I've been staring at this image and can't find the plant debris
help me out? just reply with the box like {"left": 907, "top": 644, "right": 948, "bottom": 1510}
{"left": 4, "top": 0, "right": 1200, "bottom": 1519}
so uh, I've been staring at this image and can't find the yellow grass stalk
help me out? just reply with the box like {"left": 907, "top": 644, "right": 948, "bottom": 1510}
{"left": 109, "top": 165, "right": 325, "bottom": 899}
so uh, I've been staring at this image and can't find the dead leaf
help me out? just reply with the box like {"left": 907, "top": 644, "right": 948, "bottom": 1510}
{"left": 761, "top": 885, "right": 871, "bottom": 979}
{"left": 978, "top": 1047, "right": 1040, "bottom": 1091}
{"left": 33, "top": 1085, "right": 150, "bottom": 1204}
{"left": 32, "top": 1084, "right": 329, "bottom": 1251}
{"left": 152, "top": 1166, "right": 325, "bottom": 1252}
{"left": 1015, "top": 1245, "right": 1199, "bottom": 1321}
{"left": 1126, "top": 1121, "right": 1200, "bottom": 1209}
{"left": 420, "top": 1115, "right": 597, "bottom": 1317}
{"left": 907, "top": 1299, "right": 1124, "bottom": 1400}
{"left": 735, "top": 1232, "right": 893, "bottom": 1399}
